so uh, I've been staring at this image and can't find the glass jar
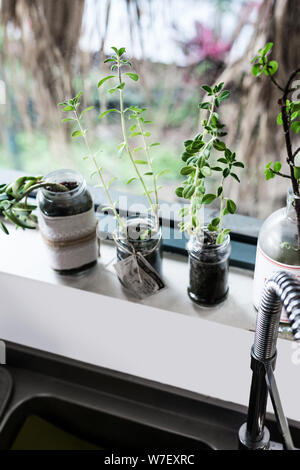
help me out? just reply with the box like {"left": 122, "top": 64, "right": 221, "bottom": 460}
{"left": 187, "top": 230, "right": 231, "bottom": 306}
{"left": 116, "top": 216, "right": 162, "bottom": 276}
{"left": 38, "top": 169, "right": 98, "bottom": 275}
{"left": 253, "top": 188, "right": 300, "bottom": 322}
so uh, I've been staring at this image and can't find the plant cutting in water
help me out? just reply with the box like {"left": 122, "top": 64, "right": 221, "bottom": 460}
{"left": 97, "top": 46, "right": 167, "bottom": 234}
{"left": 175, "top": 82, "right": 244, "bottom": 244}
{"left": 251, "top": 42, "right": 300, "bottom": 249}
{"left": 0, "top": 176, "right": 67, "bottom": 234}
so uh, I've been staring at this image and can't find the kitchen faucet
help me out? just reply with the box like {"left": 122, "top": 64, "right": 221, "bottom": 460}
{"left": 239, "top": 271, "right": 300, "bottom": 450}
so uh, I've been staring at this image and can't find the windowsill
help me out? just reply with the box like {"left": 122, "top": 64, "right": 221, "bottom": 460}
{"left": 0, "top": 224, "right": 257, "bottom": 332}
{"left": 0, "top": 225, "right": 299, "bottom": 422}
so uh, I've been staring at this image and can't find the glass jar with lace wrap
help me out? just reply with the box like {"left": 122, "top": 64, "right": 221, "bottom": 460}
{"left": 37, "top": 169, "right": 98, "bottom": 275}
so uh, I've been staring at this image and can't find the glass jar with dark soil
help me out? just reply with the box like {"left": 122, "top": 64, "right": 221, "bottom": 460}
{"left": 38, "top": 169, "right": 98, "bottom": 275}
{"left": 116, "top": 216, "right": 162, "bottom": 276}
{"left": 187, "top": 230, "right": 231, "bottom": 306}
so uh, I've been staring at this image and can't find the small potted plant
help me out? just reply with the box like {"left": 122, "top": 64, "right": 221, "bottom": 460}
{"left": 0, "top": 175, "right": 68, "bottom": 234}
{"left": 97, "top": 47, "right": 166, "bottom": 281}
{"left": 175, "top": 82, "right": 244, "bottom": 306}
{"left": 0, "top": 173, "right": 98, "bottom": 275}
{"left": 60, "top": 50, "right": 166, "bottom": 297}
{"left": 251, "top": 43, "right": 300, "bottom": 318}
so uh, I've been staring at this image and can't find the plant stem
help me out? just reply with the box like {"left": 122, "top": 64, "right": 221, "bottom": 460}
{"left": 74, "top": 109, "right": 125, "bottom": 230}
{"left": 117, "top": 60, "right": 154, "bottom": 214}
{"left": 13, "top": 182, "right": 67, "bottom": 205}
{"left": 269, "top": 169, "right": 291, "bottom": 179}
{"left": 280, "top": 68, "right": 300, "bottom": 248}
{"left": 218, "top": 178, "right": 225, "bottom": 234}
{"left": 137, "top": 119, "right": 159, "bottom": 230}
{"left": 191, "top": 96, "right": 216, "bottom": 237}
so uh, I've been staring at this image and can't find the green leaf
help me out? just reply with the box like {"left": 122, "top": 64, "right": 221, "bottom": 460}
{"left": 201, "top": 85, "right": 212, "bottom": 94}
{"left": 211, "top": 217, "right": 220, "bottom": 227}
{"left": 80, "top": 106, "right": 95, "bottom": 118}
{"left": 134, "top": 160, "right": 148, "bottom": 164}
{"left": 213, "top": 140, "right": 226, "bottom": 151}
{"left": 230, "top": 173, "right": 240, "bottom": 183}
{"left": 0, "top": 221, "right": 9, "bottom": 234}
{"left": 108, "top": 86, "right": 119, "bottom": 94}
{"left": 150, "top": 142, "right": 160, "bottom": 148}
{"left": 182, "top": 185, "right": 195, "bottom": 199}
{"left": 130, "top": 131, "right": 142, "bottom": 138}
{"left": 125, "top": 72, "right": 139, "bottom": 81}
{"left": 233, "top": 161, "right": 244, "bottom": 168}
{"left": 264, "top": 169, "right": 275, "bottom": 180}
{"left": 72, "top": 130, "right": 84, "bottom": 138}
{"left": 273, "top": 161, "right": 282, "bottom": 173}
{"left": 179, "top": 207, "right": 189, "bottom": 217}
{"left": 216, "top": 233, "right": 225, "bottom": 245}
{"left": 267, "top": 60, "right": 278, "bottom": 76}
{"left": 107, "top": 177, "right": 117, "bottom": 189}
{"left": 202, "top": 194, "right": 216, "bottom": 204}
{"left": 175, "top": 187, "right": 184, "bottom": 198}
{"left": 63, "top": 105, "right": 75, "bottom": 111}
{"left": 295, "top": 154, "right": 300, "bottom": 167}
{"left": 98, "top": 108, "right": 120, "bottom": 119}
{"left": 118, "top": 47, "right": 126, "bottom": 56}
{"left": 219, "top": 90, "right": 230, "bottom": 101}
{"left": 252, "top": 64, "right": 262, "bottom": 77}
{"left": 62, "top": 118, "right": 75, "bottom": 123}
{"left": 226, "top": 199, "right": 236, "bottom": 214}
{"left": 73, "top": 91, "right": 83, "bottom": 104}
{"left": 157, "top": 169, "right": 169, "bottom": 178}
{"left": 262, "top": 42, "right": 273, "bottom": 56}
{"left": 200, "top": 166, "right": 211, "bottom": 177}
{"left": 294, "top": 167, "right": 300, "bottom": 180}
{"left": 180, "top": 166, "right": 194, "bottom": 176}
{"left": 199, "top": 102, "right": 210, "bottom": 109}
{"left": 126, "top": 177, "right": 137, "bottom": 185}
{"left": 97, "top": 75, "right": 115, "bottom": 88}
{"left": 291, "top": 121, "right": 300, "bottom": 134}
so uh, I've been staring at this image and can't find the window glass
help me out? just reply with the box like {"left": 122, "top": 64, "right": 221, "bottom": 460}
{"left": 0, "top": 0, "right": 293, "bottom": 220}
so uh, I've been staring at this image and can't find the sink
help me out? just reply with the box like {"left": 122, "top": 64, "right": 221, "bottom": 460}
{"left": 1, "top": 342, "right": 300, "bottom": 450}
{"left": 0, "top": 395, "right": 213, "bottom": 450}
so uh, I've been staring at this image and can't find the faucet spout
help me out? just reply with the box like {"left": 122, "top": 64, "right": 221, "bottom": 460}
{"left": 239, "top": 272, "right": 300, "bottom": 450}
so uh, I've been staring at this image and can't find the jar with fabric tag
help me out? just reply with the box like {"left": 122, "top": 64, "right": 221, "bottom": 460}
{"left": 113, "top": 216, "right": 164, "bottom": 298}
{"left": 38, "top": 169, "right": 98, "bottom": 274}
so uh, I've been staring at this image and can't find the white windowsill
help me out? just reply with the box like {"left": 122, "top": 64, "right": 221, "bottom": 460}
{"left": 0, "top": 226, "right": 299, "bottom": 422}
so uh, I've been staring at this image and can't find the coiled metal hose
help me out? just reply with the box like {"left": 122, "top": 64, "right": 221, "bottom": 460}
{"left": 254, "top": 271, "right": 300, "bottom": 361}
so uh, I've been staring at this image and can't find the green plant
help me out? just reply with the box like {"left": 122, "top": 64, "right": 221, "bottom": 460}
{"left": 251, "top": 42, "right": 300, "bottom": 247}
{"left": 0, "top": 176, "right": 67, "bottom": 234}
{"left": 175, "top": 82, "right": 244, "bottom": 245}
{"left": 97, "top": 47, "right": 166, "bottom": 231}
{"left": 58, "top": 91, "right": 126, "bottom": 231}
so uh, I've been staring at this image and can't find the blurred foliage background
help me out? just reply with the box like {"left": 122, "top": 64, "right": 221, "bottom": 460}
{"left": 0, "top": 0, "right": 299, "bottom": 217}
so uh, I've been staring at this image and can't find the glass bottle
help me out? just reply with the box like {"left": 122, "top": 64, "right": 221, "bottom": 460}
{"left": 187, "top": 229, "right": 231, "bottom": 306}
{"left": 38, "top": 169, "right": 98, "bottom": 274}
{"left": 253, "top": 188, "right": 300, "bottom": 322}
{"left": 116, "top": 216, "right": 163, "bottom": 275}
